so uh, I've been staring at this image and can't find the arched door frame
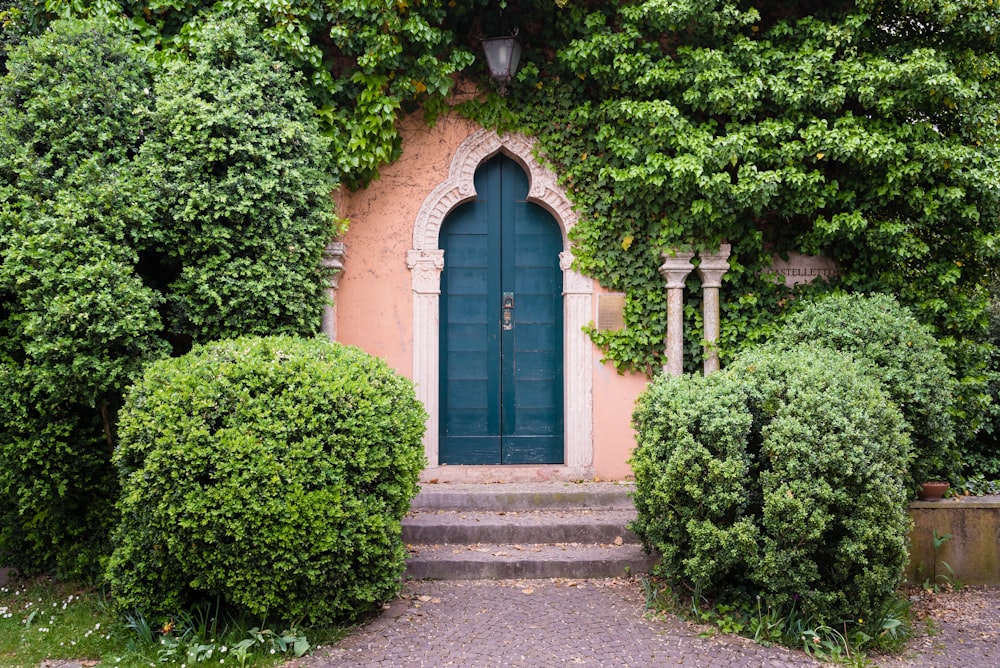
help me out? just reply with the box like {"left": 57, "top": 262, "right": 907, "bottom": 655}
{"left": 407, "top": 130, "right": 594, "bottom": 479}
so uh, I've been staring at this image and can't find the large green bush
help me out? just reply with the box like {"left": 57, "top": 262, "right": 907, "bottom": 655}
{"left": 0, "top": 19, "right": 166, "bottom": 576}
{"left": 771, "top": 293, "right": 959, "bottom": 490}
{"left": 0, "top": 17, "right": 341, "bottom": 575}
{"left": 631, "top": 345, "right": 911, "bottom": 624}
{"left": 134, "top": 18, "right": 340, "bottom": 348}
{"left": 107, "top": 336, "right": 427, "bottom": 624}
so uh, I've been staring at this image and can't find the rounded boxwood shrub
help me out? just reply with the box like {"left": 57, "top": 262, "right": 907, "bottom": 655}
{"left": 631, "top": 345, "right": 912, "bottom": 624}
{"left": 107, "top": 336, "right": 427, "bottom": 624}
{"left": 771, "top": 292, "right": 958, "bottom": 490}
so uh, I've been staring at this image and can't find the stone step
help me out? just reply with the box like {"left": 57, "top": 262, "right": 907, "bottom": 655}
{"left": 403, "top": 482, "right": 655, "bottom": 580}
{"left": 411, "top": 482, "right": 637, "bottom": 511}
{"left": 405, "top": 542, "right": 656, "bottom": 580}
{"left": 402, "top": 508, "right": 640, "bottom": 545}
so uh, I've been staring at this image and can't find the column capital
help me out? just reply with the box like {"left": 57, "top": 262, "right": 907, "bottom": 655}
{"left": 322, "top": 241, "right": 347, "bottom": 289}
{"left": 696, "top": 244, "right": 731, "bottom": 289}
{"left": 658, "top": 250, "right": 696, "bottom": 290}
{"left": 407, "top": 249, "right": 445, "bottom": 295}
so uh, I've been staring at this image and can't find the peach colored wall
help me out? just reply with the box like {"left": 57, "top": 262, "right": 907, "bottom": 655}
{"left": 336, "top": 112, "right": 650, "bottom": 480}
{"left": 592, "top": 352, "right": 649, "bottom": 480}
{"left": 337, "top": 113, "right": 476, "bottom": 376}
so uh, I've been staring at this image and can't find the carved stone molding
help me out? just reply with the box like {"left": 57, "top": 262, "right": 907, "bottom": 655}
{"left": 321, "top": 241, "right": 346, "bottom": 341}
{"left": 409, "top": 129, "right": 593, "bottom": 475}
{"left": 406, "top": 249, "right": 445, "bottom": 295}
{"left": 413, "top": 129, "right": 579, "bottom": 252}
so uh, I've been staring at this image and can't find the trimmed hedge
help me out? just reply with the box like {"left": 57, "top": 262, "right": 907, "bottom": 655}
{"left": 771, "top": 293, "right": 959, "bottom": 490}
{"left": 631, "top": 345, "right": 912, "bottom": 624}
{"left": 107, "top": 336, "right": 427, "bottom": 624}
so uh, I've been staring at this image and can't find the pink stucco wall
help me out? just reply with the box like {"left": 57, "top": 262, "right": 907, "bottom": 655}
{"left": 336, "top": 111, "right": 649, "bottom": 480}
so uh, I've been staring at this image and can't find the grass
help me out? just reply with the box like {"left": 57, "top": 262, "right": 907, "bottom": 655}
{"left": 0, "top": 577, "right": 347, "bottom": 668}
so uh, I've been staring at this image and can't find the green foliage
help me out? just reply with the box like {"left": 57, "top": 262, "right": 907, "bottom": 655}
{"left": 483, "top": 1, "right": 1000, "bottom": 441}
{"left": 771, "top": 293, "right": 959, "bottom": 491}
{"left": 962, "top": 281, "right": 1000, "bottom": 478}
{"left": 0, "top": 0, "right": 28, "bottom": 75}
{"left": 41, "top": 0, "right": 474, "bottom": 188}
{"left": 134, "top": 18, "right": 339, "bottom": 347}
{"left": 0, "top": 17, "right": 342, "bottom": 577}
{"left": 0, "top": 18, "right": 166, "bottom": 576}
{"left": 107, "top": 336, "right": 427, "bottom": 625}
{"left": 631, "top": 345, "right": 912, "bottom": 625}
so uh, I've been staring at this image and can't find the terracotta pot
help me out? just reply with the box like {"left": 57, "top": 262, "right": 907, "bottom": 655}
{"left": 917, "top": 481, "right": 950, "bottom": 501}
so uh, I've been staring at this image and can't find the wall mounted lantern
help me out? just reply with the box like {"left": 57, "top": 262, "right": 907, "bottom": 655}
{"left": 481, "top": 33, "right": 522, "bottom": 95}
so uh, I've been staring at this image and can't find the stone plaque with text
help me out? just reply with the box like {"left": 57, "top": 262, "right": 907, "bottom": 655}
{"left": 767, "top": 253, "right": 838, "bottom": 286}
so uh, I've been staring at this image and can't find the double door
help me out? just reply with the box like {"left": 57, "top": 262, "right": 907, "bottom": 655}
{"left": 439, "top": 155, "right": 564, "bottom": 465}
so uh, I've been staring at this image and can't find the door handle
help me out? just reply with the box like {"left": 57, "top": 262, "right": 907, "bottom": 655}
{"left": 502, "top": 292, "right": 514, "bottom": 330}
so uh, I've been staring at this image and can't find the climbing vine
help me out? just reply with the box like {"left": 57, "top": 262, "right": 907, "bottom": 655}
{"left": 471, "top": 1, "right": 1000, "bottom": 444}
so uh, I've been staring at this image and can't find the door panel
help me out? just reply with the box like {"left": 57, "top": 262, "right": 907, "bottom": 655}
{"left": 439, "top": 155, "right": 563, "bottom": 465}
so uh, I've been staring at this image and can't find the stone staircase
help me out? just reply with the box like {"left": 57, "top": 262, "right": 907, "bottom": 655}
{"left": 402, "top": 482, "right": 657, "bottom": 580}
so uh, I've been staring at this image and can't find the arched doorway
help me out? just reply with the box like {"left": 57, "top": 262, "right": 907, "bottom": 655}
{"left": 439, "top": 155, "right": 564, "bottom": 464}
{"left": 408, "top": 130, "right": 594, "bottom": 479}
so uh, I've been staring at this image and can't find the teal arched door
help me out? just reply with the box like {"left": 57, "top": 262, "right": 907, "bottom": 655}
{"left": 439, "top": 155, "right": 564, "bottom": 465}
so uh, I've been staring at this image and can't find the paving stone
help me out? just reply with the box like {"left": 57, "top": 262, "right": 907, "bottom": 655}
{"left": 294, "top": 579, "right": 819, "bottom": 668}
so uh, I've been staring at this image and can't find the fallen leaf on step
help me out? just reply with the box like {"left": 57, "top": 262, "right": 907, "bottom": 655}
{"left": 521, "top": 588, "right": 535, "bottom": 595}
{"left": 614, "top": 536, "right": 624, "bottom": 546}
{"left": 493, "top": 551, "right": 508, "bottom": 556}
{"left": 418, "top": 595, "right": 433, "bottom": 602}
{"left": 431, "top": 598, "right": 442, "bottom": 604}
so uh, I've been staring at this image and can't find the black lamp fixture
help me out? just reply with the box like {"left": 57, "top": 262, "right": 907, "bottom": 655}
{"left": 481, "top": 31, "right": 522, "bottom": 95}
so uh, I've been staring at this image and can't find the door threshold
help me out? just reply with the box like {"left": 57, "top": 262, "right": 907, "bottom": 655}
{"left": 421, "top": 465, "right": 595, "bottom": 484}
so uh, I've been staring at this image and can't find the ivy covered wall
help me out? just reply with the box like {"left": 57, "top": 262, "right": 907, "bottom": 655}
{"left": 4, "top": 0, "right": 999, "bottom": 437}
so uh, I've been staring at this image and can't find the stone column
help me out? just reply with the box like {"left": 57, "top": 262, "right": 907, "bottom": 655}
{"left": 696, "top": 244, "right": 731, "bottom": 375}
{"left": 560, "top": 251, "right": 594, "bottom": 472}
{"left": 407, "top": 249, "right": 445, "bottom": 466}
{"left": 321, "top": 241, "right": 346, "bottom": 341}
{"left": 658, "top": 250, "right": 696, "bottom": 376}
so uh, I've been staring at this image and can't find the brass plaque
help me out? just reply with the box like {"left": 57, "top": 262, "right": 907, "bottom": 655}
{"left": 597, "top": 294, "right": 626, "bottom": 331}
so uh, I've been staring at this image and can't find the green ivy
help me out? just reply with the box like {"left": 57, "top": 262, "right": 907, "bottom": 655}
{"left": 481, "top": 1, "right": 1000, "bottom": 451}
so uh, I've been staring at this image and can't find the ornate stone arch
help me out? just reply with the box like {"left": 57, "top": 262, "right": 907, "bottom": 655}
{"left": 407, "top": 129, "right": 594, "bottom": 479}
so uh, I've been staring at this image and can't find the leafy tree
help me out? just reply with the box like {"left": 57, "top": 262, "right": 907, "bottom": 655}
{"left": 0, "top": 17, "right": 341, "bottom": 575}
{"left": 42, "top": 0, "right": 476, "bottom": 188}
{"left": 0, "top": 18, "right": 166, "bottom": 575}
{"left": 133, "top": 18, "right": 340, "bottom": 350}
{"left": 0, "top": 0, "right": 28, "bottom": 75}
